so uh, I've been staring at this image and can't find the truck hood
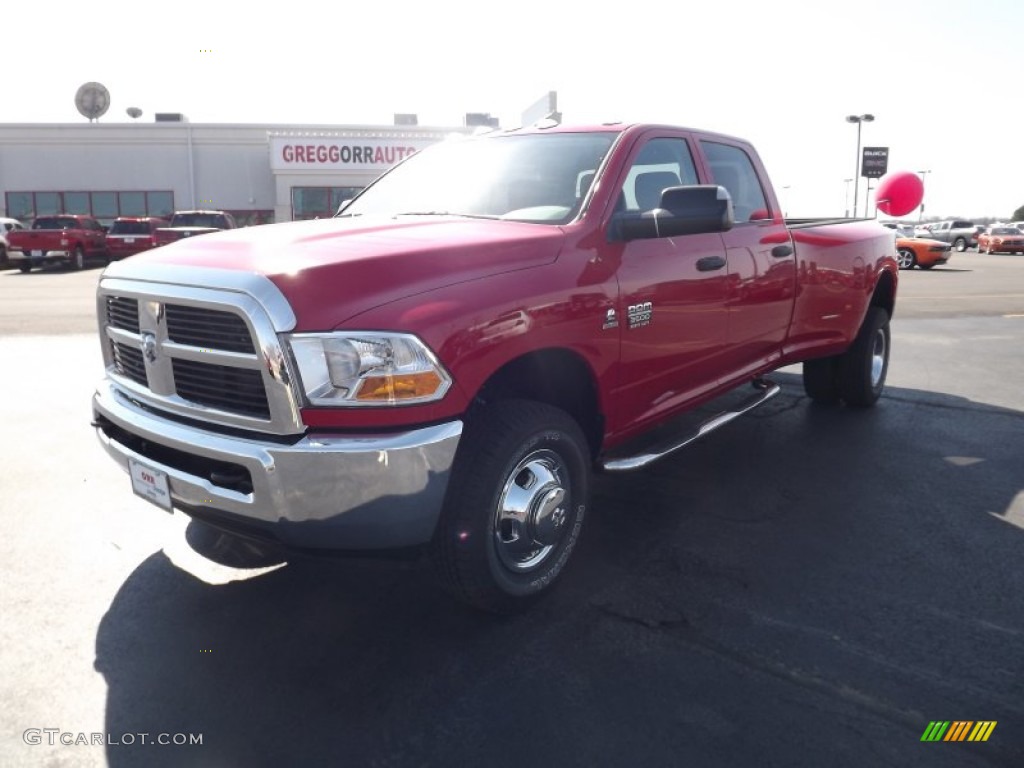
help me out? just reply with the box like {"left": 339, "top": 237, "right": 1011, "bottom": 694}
{"left": 109, "top": 216, "right": 565, "bottom": 330}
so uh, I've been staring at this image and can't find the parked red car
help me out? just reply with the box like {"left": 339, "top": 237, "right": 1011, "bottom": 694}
{"left": 106, "top": 217, "right": 170, "bottom": 260}
{"left": 7, "top": 214, "right": 108, "bottom": 272}
{"left": 977, "top": 227, "right": 1024, "bottom": 254}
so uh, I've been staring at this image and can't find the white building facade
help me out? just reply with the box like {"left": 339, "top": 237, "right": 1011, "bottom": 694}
{"left": 0, "top": 121, "right": 462, "bottom": 227}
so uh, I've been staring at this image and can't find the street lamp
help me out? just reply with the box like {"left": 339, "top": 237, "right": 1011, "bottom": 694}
{"left": 843, "top": 178, "right": 853, "bottom": 217}
{"left": 917, "top": 170, "right": 932, "bottom": 222}
{"left": 846, "top": 113, "right": 875, "bottom": 217}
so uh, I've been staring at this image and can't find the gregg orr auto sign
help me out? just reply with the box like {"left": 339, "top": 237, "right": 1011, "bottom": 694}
{"left": 270, "top": 137, "right": 437, "bottom": 171}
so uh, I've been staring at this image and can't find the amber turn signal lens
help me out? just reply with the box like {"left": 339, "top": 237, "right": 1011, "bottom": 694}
{"left": 355, "top": 371, "right": 445, "bottom": 402}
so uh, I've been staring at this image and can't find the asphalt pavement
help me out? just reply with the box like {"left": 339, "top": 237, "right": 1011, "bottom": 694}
{"left": 1, "top": 254, "right": 1022, "bottom": 767}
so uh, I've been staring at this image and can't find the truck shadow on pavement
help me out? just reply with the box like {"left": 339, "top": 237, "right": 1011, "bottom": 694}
{"left": 94, "top": 374, "right": 1024, "bottom": 768}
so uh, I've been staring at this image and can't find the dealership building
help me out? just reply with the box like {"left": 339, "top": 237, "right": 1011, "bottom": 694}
{"left": 0, "top": 119, "right": 468, "bottom": 227}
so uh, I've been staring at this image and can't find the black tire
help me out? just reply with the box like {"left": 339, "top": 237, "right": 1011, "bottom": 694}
{"left": 953, "top": 237, "right": 967, "bottom": 252}
{"left": 896, "top": 248, "right": 917, "bottom": 270}
{"left": 837, "top": 306, "right": 890, "bottom": 407}
{"left": 918, "top": 263, "right": 935, "bottom": 270}
{"left": 430, "top": 399, "right": 590, "bottom": 613}
{"left": 71, "top": 246, "right": 85, "bottom": 271}
{"left": 803, "top": 357, "right": 840, "bottom": 403}
{"left": 18, "top": 263, "right": 32, "bottom": 274}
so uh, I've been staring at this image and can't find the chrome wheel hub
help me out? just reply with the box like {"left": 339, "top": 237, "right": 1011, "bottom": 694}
{"left": 493, "top": 449, "right": 571, "bottom": 572}
{"left": 870, "top": 328, "right": 887, "bottom": 387}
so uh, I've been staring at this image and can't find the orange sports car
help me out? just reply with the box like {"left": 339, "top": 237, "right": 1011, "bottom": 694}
{"left": 895, "top": 234, "right": 952, "bottom": 270}
{"left": 977, "top": 227, "right": 1024, "bottom": 254}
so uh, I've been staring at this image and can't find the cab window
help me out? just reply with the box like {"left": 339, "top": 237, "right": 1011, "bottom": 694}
{"left": 700, "top": 141, "right": 770, "bottom": 223}
{"left": 619, "top": 138, "right": 699, "bottom": 212}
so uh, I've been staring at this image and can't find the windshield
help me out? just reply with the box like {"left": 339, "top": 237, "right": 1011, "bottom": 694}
{"left": 110, "top": 220, "right": 152, "bottom": 235}
{"left": 991, "top": 228, "right": 1018, "bottom": 235}
{"left": 171, "top": 213, "right": 227, "bottom": 228}
{"left": 340, "top": 132, "right": 617, "bottom": 224}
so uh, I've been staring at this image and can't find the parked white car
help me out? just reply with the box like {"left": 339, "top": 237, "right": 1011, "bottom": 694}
{"left": 0, "top": 217, "right": 27, "bottom": 269}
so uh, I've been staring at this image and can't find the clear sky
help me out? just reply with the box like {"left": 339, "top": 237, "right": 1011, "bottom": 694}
{"left": 3, "top": 0, "right": 1021, "bottom": 219}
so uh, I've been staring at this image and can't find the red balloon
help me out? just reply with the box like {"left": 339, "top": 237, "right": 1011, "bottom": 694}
{"left": 875, "top": 171, "right": 924, "bottom": 217}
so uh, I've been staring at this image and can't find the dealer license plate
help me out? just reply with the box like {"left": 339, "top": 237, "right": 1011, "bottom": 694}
{"left": 31, "top": 249, "right": 43, "bottom": 257}
{"left": 129, "top": 458, "right": 172, "bottom": 512}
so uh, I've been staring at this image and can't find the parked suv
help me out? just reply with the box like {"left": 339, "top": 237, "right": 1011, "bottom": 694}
{"left": 926, "top": 220, "right": 980, "bottom": 252}
{"left": 106, "top": 217, "right": 170, "bottom": 260}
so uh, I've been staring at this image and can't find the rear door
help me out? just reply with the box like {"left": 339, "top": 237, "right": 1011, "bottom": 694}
{"left": 697, "top": 138, "right": 796, "bottom": 379}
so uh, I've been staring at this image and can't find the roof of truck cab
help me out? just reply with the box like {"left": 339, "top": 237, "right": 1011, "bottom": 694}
{"left": 482, "top": 122, "right": 752, "bottom": 145}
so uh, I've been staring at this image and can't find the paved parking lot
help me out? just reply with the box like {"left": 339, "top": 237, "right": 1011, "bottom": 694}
{"left": 1, "top": 253, "right": 1022, "bottom": 767}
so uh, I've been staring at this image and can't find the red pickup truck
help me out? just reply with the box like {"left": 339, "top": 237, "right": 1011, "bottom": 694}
{"left": 153, "top": 210, "right": 238, "bottom": 247}
{"left": 8, "top": 214, "right": 108, "bottom": 272}
{"left": 92, "top": 123, "right": 907, "bottom": 611}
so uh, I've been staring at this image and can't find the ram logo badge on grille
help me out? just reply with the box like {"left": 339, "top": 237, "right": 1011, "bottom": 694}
{"left": 141, "top": 332, "right": 159, "bottom": 363}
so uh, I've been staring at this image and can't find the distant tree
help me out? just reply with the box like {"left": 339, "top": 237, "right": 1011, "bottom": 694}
{"left": 1013, "top": 204, "right": 1024, "bottom": 222}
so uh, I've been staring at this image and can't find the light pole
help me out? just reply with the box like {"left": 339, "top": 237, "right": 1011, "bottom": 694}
{"left": 844, "top": 178, "right": 853, "bottom": 217}
{"left": 846, "top": 113, "right": 875, "bottom": 217}
{"left": 917, "top": 170, "right": 931, "bottom": 222}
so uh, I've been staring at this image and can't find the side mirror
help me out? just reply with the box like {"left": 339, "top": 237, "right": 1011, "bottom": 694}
{"left": 610, "top": 185, "right": 734, "bottom": 242}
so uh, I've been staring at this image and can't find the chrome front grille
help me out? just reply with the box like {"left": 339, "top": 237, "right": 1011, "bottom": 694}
{"left": 166, "top": 304, "right": 255, "bottom": 354}
{"left": 96, "top": 269, "right": 302, "bottom": 435}
{"left": 171, "top": 358, "right": 270, "bottom": 418}
{"left": 106, "top": 296, "right": 140, "bottom": 333}
{"left": 111, "top": 341, "right": 147, "bottom": 385}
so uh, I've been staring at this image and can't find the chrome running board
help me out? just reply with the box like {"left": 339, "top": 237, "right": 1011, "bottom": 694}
{"left": 600, "top": 378, "right": 781, "bottom": 473}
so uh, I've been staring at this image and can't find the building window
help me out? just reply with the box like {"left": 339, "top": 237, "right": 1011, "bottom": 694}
{"left": 119, "top": 191, "right": 146, "bottom": 217}
{"left": 35, "top": 192, "right": 61, "bottom": 216}
{"left": 4, "top": 190, "right": 176, "bottom": 227}
{"left": 291, "top": 186, "right": 364, "bottom": 220}
{"left": 64, "top": 192, "right": 91, "bottom": 215}
{"left": 147, "top": 192, "right": 174, "bottom": 218}
{"left": 6, "top": 193, "right": 32, "bottom": 220}
{"left": 91, "top": 192, "right": 118, "bottom": 220}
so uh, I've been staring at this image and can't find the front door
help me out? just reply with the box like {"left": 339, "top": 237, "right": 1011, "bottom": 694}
{"left": 606, "top": 133, "right": 731, "bottom": 438}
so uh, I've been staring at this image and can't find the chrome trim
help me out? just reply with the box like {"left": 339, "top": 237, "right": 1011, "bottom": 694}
{"left": 97, "top": 268, "right": 303, "bottom": 435}
{"left": 870, "top": 328, "right": 887, "bottom": 388}
{"left": 93, "top": 379, "right": 463, "bottom": 550}
{"left": 493, "top": 449, "right": 572, "bottom": 572}
{"left": 601, "top": 379, "right": 781, "bottom": 472}
{"left": 100, "top": 262, "right": 297, "bottom": 331}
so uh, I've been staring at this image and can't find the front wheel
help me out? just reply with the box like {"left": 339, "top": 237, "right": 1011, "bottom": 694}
{"left": 18, "top": 263, "right": 32, "bottom": 274}
{"left": 953, "top": 237, "right": 967, "bottom": 252}
{"left": 838, "top": 307, "right": 890, "bottom": 407}
{"left": 430, "top": 400, "right": 590, "bottom": 613}
{"left": 896, "top": 248, "right": 917, "bottom": 270}
{"left": 71, "top": 246, "right": 85, "bottom": 271}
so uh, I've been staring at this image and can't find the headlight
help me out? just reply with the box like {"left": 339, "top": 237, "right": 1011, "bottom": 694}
{"left": 287, "top": 332, "right": 452, "bottom": 406}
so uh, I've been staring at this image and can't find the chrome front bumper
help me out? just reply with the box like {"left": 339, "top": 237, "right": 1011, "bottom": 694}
{"left": 93, "top": 379, "right": 463, "bottom": 550}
